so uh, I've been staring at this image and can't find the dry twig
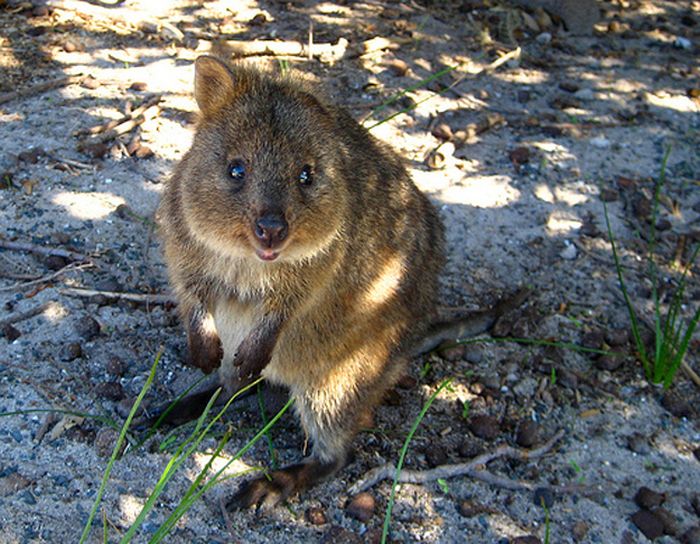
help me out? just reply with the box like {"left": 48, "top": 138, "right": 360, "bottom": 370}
{"left": 59, "top": 287, "right": 174, "bottom": 305}
{"left": 349, "top": 429, "right": 566, "bottom": 495}
{"left": 0, "top": 303, "right": 56, "bottom": 329}
{"left": 0, "top": 75, "right": 84, "bottom": 106}
{"left": 73, "top": 95, "right": 162, "bottom": 137}
{"left": 0, "top": 240, "right": 89, "bottom": 262}
{"left": 0, "top": 262, "right": 92, "bottom": 293}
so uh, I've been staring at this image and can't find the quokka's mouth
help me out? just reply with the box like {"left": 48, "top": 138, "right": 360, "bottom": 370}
{"left": 255, "top": 248, "right": 280, "bottom": 261}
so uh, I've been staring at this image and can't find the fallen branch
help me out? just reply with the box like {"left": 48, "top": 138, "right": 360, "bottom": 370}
{"left": 73, "top": 94, "right": 162, "bottom": 137}
{"left": 0, "top": 262, "right": 92, "bottom": 293}
{"left": 0, "top": 303, "right": 56, "bottom": 329}
{"left": 348, "top": 429, "right": 565, "bottom": 495}
{"left": 59, "top": 287, "right": 174, "bottom": 305}
{"left": 0, "top": 75, "right": 84, "bottom": 106}
{"left": 0, "top": 240, "right": 89, "bottom": 262}
{"left": 78, "top": 103, "right": 161, "bottom": 146}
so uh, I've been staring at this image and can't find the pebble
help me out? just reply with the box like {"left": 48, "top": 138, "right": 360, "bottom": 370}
{"left": 572, "top": 521, "right": 589, "bottom": 541}
{"left": 634, "top": 486, "right": 665, "bottom": 509}
{"left": 674, "top": 37, "right": 692, "bottom": 50}
{"left": 590, "top": 137, "right": 611, "bottom": 149}
{"left": 595, "top": 354, "right": 624, "bottom": 371}
{"left": 457, "top": 499, "right": 486, "bottom": 518}
{"left": 94, "top": 427, "right": 119, "bottom": 457}
{"left": 535, "top": 32, "right": 551, "bottom": 45}
{"left": 458, "top": 440, "right": 483, "bottom": 458}
{"left": 559, "top": 241, "right": 577, "bottom": 260}
{"left": 59, "top": 342, "right": 82, "bottom": 361}
{"left": 431, "top": 123, "right": 453, "bottom": 141}
{"left": 63, "top": 40, "right": 77, "bottom": 52}
{"left": 682, "top": 527, "right": 700, "bottom": 544}
{"left": 533, "top": 487, "right": 554, "bottom": 508}
{"left": 515, "top": 420, "right": 539, "bottom": 448}
{"left": 386, "top": 58, "right": 409, "bottom": 77}
{"left": 2, "top": 324, "right": 21, "bottom": 342}
{"left": 106, "top": 356, "right": 125, "bottom": 376}
{"left": 94, "top": 381, "right": 124, "bottom": 401}
{"left": 425, "top": 445, "right": 448, "bottom": 467}
{"left": 626, "top": 433, "right": 651, "bottom": 455}
{"left": 80, "top": 142, "right": 108, "bottom": 159}
{"left": 439, "top": 343, "right": 465, "bottom": 361}
{"left": 305, "top": 506, "right": 327, "bottom": 525}
{"left": 653, "top": 507, "right": 681, "bottom": 536}
{"left": 509, "top": 146, "right": 531, "bottom": 166}
{"left": 129, "top": 81, "right": 148, "bottom": 91}
{"left": 81, "top": 76, "right": 101, "bottom": 90}
{"left": 559, "top": 81, "right": 580, "bottom": 93}
{"left": 631, "top": 509, "right": 664, "bottom": 540}
{"left": 44, "top": 255, "right": 69, "bottom": 270}
{"left": 661, "top": 392, "right": 692, "bottom": 418}
{"left": 511, "top": 536, "right": 541, "bottom": 544}
{"left": 134, "top": 145, "right": 154, "bottom": 159}
{"left": 599, "top": 188, "right": 619, "bottom": 202}
{"left": 345, "top": 492, "right": 375, "bottom": 522}
{"left": 18, "top": 147, "right": 45, "bottom": 163}
{"left": 574, "top": 88, "right": 595, "bottom": 101}
{"left": 469, "top": 415, "right": 500, "bottom": 440}
{"left": 320, "top": 526, "right": 362, "bottom": 544}
{"left": 74, "top": 316, "right": 100, "bottom": 341}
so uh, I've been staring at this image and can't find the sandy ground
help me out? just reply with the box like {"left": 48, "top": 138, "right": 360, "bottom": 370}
{"left": 0, "top": 0, "right": 699, "bottom": 542}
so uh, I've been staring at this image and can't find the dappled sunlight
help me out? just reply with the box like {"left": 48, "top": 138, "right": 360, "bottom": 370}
{"left": 44, "top": 301, "right": 68, "bottom": 323}
{"left": 188, "top": 451, "right": 255, "bottom": 482}
{"left": 435, "top": 175, "right": 521, "bottom": 208}
{"left": 118, "top": 494, "right": 146, "bottom": 525}
{"left": 52, "top": 190, "right": 126, "bottom": 219}
{"left": 546, "top": 210, "right": 583, "bottom": 234}
{"left": 363, "top": 254, "right": 406, "bottom": 308}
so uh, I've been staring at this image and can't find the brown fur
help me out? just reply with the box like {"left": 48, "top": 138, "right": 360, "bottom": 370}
{"left": 158, "top": 56, "right": 445, "bottom": 507}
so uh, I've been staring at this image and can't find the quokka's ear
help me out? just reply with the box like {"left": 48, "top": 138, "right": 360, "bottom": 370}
{"left": 194, "top": 56, "right": 242, "bottom": 116}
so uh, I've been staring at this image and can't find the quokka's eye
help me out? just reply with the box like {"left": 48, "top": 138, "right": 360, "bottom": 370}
{"left": 228, "top": 159, "right": 246, "bottom": 182}
{"left": 298, "top": 164, "right": 313, "bottom": 186}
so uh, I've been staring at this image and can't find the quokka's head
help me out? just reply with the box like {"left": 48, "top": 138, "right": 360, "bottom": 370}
{"left": 179, "top": 56, "right": 350, "bottom": 264}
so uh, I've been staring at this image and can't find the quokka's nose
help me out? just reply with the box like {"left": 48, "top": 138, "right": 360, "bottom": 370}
{"left": 254, "top": 214, "right": 288, "bottom": 247}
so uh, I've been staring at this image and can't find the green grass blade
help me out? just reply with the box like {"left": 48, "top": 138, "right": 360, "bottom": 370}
{"left": 149, "top": 396, "right": 294, "bottom": 543}
{"left": 79, "top": 348, "right": 163, "bottom": 544}
{"left": 451, "top": 335, "right": 612, "bottom": 357}
{"left": 381, "top": 378, "right": 452, "bottom": 544}
{"left": 604, "top": 202, "right": 651, "bottom": 377}
{"left": 663, "top": 304, "right": 700, "bottom": 388}
{"left": 257, "top": 382, "right": 278, "bottom": 470}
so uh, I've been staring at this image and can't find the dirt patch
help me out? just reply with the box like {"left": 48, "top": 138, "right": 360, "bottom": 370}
{"left": 0, "top": 0, "right": 699, "bottom": 542}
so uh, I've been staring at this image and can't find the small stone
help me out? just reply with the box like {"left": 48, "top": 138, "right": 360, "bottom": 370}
{"left": 457, "top": 499, "right": 486, "bottom": 517}
{"left": 631, "top": 509, "right": 664, "bottom": 540}
{"left": 32, "top": 5, "right": 49, "bottom": 17}
{"left": 431, "top": 123, "right": 453, "bottom": 141}
{"left": 653, "top": 507, "right": 681, "bottom": 536}
{"left": 63, "top": 40, "right": 77, "bottom": 53}
{"left": 469, "top": 415, "right": 500, "bottom": 440}
{"left": 18, "top": 147, "right": 44, "bottom": 164}
{"left": 74, "top": 315, "right": 100, "bottom": 340}
{"left": 385, "top": 58, "right": 408, "bottom": 77}
{"left": 535, "top": 32, "right": 551, "bottom": 45}
{"left": 511, "top": 536, "right": 541, "bottom": 544}
{"left": 44, "top": 254, "right": 69, "bottom": 271}
{"left": 80, "top": 142, "right": 108, "bottom": 159}
{"left": 0, "top": 472, "right": 31, "bottom": 496}
{"left": 626, "top": 433, "right": 651, "bottom": 455}
{"left": 600, "top": 188, "right": 619, "bottom": 202}
{"left": 572, "top": 521, "right": 589, "bottom": 541}
{"left": 249, "top": 13, "right": 267, "bottom": 25}
{"left": 106, "top": 356, "right": 125, "bottom": 376}
{"left": 425, "top": 445, "right": 448, "bottom": 467}
{"left": 129, "top": 81, "right": 148, "bottom": 91}
{"left": 574, "top": 88, "right": 595, "bottom": 101}
{"left": 306, "top": 506, "right": 327, "bottom": 525}
{"left": 59, "top": 342, "right": 82, "bottom": 361}
{"left": 439, "top": 343, "right": 465, "bottom": 361}
{"left": 320, "top": 526, "right": 362, "bottom": 544}
{"left": 674, "top": 37, "right": 692, "bottom": 50}
{"left": 590, "top": 136, "right": 610, "bottom": 149}
{"left": 81, "top": 76, "right": 101, "bottom": 90}
{"left": 95, "top": 381, "right": 124, "bottom": 401}
{"left": 515, "top": 420, "right": 539, "bottom": 448}
{"left": 533, "top": 487, "right": 554, "bottom": 508}
{"left": 2, "top": 324, "right": 21, "bottom": 342}
{"left": 559, "top": 81, "right": 579, "bottom": 93}
{"left": 346, "top": 492, "right": 375, "bottom": 523}
{"left": 595, "top": 355, "right": 623, "bottom": 371}
{"left": 94, "top": 427, "right": 119, "bottom": 457}
{"left": 458, "top": 440, "right": 483, "bottom": 458}
{"left": 661, "top": 392, "right": 692, "bottom": 418}
{"left": 560, "top": 242, "right": 577, "bottom": 260}
{"left": 634, "top": 486, "right": 665, "bottom": 509}
{"left": 682, "top": 527, "right": 700, "bottom": 544}
{"left": 134, "top": 145, "right": 154, "bottom": 159}
{"left": 509, "top": 146, "right": 530, "bottom": 166}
